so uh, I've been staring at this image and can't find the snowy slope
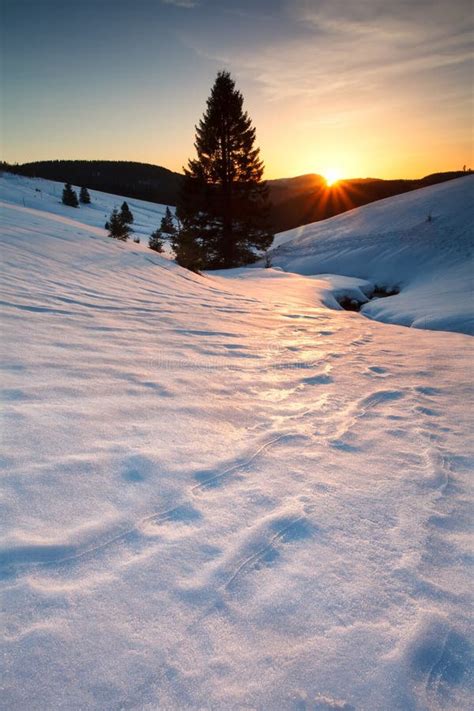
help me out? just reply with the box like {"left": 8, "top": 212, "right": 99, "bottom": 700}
{"left": 271, "top": 176, "right": 474, "bottom": 335}
{"left": 1, "top": 175, "right": 473, "bottom": 711}
{"left": 0, "top": 171, "right": 174, "bottom": 251}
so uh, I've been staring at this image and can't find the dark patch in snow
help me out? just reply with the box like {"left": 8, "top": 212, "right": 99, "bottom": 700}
{"left": 410, "top": 623, "right": 473, "bottom": 697}
{"left": 337, "top": 284, "right": 400, "bottom": 312}
{"left": 303, "top": 373, "right": 333, "bottom": 385}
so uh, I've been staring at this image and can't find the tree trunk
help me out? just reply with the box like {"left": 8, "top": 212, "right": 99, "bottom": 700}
{"left": 221, "top": 126, "right": 234, "bottom": 268}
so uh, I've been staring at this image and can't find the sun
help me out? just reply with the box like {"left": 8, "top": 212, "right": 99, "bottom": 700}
{"left": 323, "top": 168, "right": 342, "bottom": 187}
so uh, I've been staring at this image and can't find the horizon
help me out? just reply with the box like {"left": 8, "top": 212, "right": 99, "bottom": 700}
{"left": 1, "top": 0, "right": 472, "bottom": 180}
{"left": 1, "top": 156, "right": 469, "bottom": 184}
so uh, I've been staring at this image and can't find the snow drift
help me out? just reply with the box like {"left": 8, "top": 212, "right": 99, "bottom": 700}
{"left": 271, "top": 176, "right": 474, "bottom": 335}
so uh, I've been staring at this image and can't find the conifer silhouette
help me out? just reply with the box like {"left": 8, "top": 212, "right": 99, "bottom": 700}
{"left": 175, "top": 71, "right": 272, "bottom": 270}
{"left": 62, "top": 183, "right": 79, "bottom": 207}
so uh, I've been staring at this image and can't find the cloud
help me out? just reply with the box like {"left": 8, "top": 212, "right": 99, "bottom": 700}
{"left": 161, "top": 0, "right": 199, "bottom": 7}
{"left": 182, "top": 0, "right": 473, "bottom": 110}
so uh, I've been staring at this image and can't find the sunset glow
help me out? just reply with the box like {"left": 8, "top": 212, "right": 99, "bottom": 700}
{"left": 1, "top": 1, "right": 472, "bottom": 180}
{"left": 323, "top": 169, "right": 343, "bottom": 187}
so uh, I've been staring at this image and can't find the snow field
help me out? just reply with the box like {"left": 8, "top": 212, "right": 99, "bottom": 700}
{"left": 1, "top": 174, "right": 473, "bottom": 710}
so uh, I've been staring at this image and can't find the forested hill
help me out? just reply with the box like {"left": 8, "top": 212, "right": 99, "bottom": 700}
{"left": 1, "top": 160, "right": 468, "bottom": 233}
{"left": 1, "top": 160, "right": 183, "bottom": 207}
{"left": 266, "top": 171, "right": 470, "bottom": 233}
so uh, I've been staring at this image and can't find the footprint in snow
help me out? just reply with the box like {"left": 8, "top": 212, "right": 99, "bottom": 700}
{"left": 225, "top": 515, "right": 314, "bottom": 591}
{"left": 365, "top": 365, "right": 389, "bottom": 377}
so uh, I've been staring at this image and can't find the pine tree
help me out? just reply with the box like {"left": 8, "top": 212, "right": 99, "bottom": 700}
{"left": 160, "top": 207, "right": 176, "bottom": 236}
{"left": 175, "top": 71, "right": 273, "bottom": 270}
{"left": 62, "top": 182, "right": 79, "bottom": 207}
{"left": 148, "top": 208, "right": 176, "bottom": 254}
{"left": 149, "top": 229, "right": 164, "bottom": 253}
{"left": 120, "top": 201, "right": 134, "bottom": 225}
{"left": 172, "top": 228, "right": 204, "bottom": 272}
{"left": 79, "top": 186, "right": 91, "bottom": 204}
{"left": 108, "top": 207, "right": 130, "bottom": 241}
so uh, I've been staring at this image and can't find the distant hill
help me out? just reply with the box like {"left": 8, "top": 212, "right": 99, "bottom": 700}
{"left": 266, "top": 171, "right": 470, "bottom": 233}
{"left": 1, "top": 160, "right": 183, "bottom": 208}
{"left": 1, "top": 160, "right": 468, "bottom": 233}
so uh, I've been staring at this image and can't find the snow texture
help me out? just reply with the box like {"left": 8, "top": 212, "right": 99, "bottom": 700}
{"left": 1, "top": 173, "right": 473, "bottom": 710}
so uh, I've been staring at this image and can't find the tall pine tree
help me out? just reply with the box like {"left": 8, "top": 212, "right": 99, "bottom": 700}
{"left": 175, "top": 71, "right": 272, "bottom": 270}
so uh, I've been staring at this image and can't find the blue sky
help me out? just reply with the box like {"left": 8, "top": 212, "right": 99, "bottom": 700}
{"left": 1, "top": 0, "right": 472, "bottom": 178}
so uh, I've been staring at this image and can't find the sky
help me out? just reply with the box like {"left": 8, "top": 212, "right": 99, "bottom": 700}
{"left": 1, "top": 0, "right": 472, "bottom": 179}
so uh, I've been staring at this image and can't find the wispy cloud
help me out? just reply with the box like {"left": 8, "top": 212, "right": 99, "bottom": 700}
{"left": 161, "top": 0, "right": 199, "bottom": 8}
{"left": 182, "top": 0, "right": 473, "bottom": 109}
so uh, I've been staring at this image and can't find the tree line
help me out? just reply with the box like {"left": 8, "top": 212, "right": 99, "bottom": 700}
{"left": 13, "top": 159, "right": 181, "bottom": 206}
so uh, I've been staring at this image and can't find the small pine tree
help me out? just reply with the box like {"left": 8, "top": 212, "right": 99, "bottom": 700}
{"left": 160, "top": 207, "right": 176, "bottom": 236}
{"left": 149, "top": 229, "right": 164, "bottom": 253}
{"left": 120, "top": 201, "right": 134, "bottom": 225}
{"left": 79, "top": 186, "right": 91, "bottom": 204}
{"left": 104, "top": 220, "right": 110, "bottom": 230}
{"left": 108, "top": 207, "right": 130, "bottom": 241}
{"left": 62, "top": 182, "right": 79, "bottom": 207}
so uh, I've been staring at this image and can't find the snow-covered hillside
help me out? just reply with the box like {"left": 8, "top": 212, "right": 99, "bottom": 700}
{"left": 271, "top": 176, "right": 474, "bottom": 335}
{"left": 1, "top": 175, "right": 473, "bottom": 711}
{"left": 0, "top": 172, "right": 174, "bottom": 250}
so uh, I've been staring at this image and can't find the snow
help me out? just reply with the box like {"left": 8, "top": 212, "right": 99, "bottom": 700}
{"left": 0, "top": 172, "right": 176, "bottom": 256}
{"left": 1, "top": 174, "right": 473, "bottom": 710}
{"left": 270, "top": 176, "right": 474, "bottom": 335}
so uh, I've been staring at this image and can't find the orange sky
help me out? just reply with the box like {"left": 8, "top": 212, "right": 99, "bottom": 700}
{"left": 2, "top": 0, "right": 472, "bottom": 180}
